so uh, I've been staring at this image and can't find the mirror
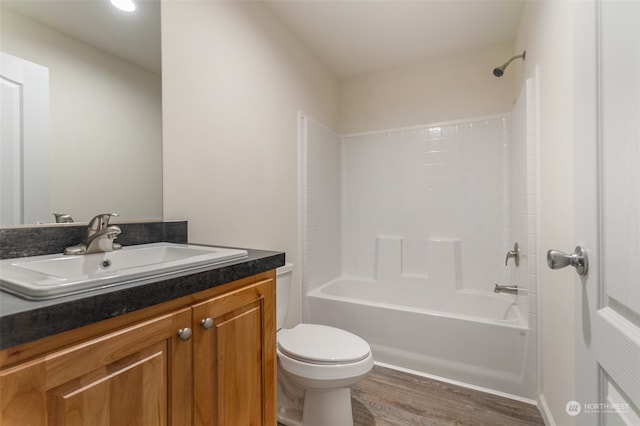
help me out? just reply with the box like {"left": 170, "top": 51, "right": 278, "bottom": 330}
{"left": 0, "top": 0, "right": 162, "bottom": 225}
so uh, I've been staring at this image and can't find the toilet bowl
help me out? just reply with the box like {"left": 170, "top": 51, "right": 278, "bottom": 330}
{"left": 276, "top": 265, "right": 373, "bottom": 426}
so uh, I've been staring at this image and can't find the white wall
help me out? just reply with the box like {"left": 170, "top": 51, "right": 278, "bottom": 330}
{"left": 515, "top": 1, "right": 577, "bottom": 424}
{"left": 0, "top": 7, "right": 163, "bottom": 222}
{"left": 339, "top": 42, "right": 517, "bottom": 134}
{"left": 161, "top": 0, "right": 339, "bottom": 324}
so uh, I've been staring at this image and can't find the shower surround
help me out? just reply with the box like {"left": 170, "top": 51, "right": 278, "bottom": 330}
{"left": 299, "top": 78, "right": 537, "bottom": 400}
{"left": 341, "top": 116, "right": 510, "bottom": 292}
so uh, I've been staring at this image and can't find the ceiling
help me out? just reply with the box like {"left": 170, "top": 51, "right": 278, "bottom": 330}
{"left": 2, "top": 0, "right": 525, "bottom": 78}
{"left": 264, "top": 0, "right": 526, "bottom": 77}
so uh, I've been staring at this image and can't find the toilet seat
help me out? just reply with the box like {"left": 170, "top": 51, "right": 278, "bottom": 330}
{"left": 277, "top": 323, "right": 370, "bottom": 365}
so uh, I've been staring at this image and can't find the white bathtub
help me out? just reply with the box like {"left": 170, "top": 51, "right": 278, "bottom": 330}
{"left": 306, "top": 278, "right": 535, "bottom": 400}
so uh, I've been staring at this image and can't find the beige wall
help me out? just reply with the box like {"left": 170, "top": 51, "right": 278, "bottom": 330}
{"left": 515, "top": 1, "right": 577, "bottom": 424}
{"left": 339, "top": 42, "right": 516, "bottom": 134}
{"left": 1, "top": 7, "right": 163, "bottom": 223}
{"left": 162, "top": 0, "right": 339, "bottom": 324}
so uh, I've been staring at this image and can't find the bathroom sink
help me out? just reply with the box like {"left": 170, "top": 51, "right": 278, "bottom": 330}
{"left": 0, "top": 243, "right": 248, "bottom": 300}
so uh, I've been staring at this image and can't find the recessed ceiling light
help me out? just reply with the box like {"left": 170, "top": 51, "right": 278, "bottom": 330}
{"left": 110, "top": 0, "right": 136, "bottom": 12}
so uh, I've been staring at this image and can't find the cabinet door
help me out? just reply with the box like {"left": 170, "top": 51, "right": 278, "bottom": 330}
{"left": 192, "top": 278, "right": 276, "bottom": 426}
{"left": 0, "top": 308, "right": 192, "bottom": 426}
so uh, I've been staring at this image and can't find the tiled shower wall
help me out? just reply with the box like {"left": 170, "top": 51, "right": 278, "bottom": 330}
{"left": 300, "top": 114, "right": 342, "bottom": 296}
{"left": 342, "top": 117, "right": 510, "bottom": 292}
{"left": 301, "top": 85, "right": 537, "bottom": 299}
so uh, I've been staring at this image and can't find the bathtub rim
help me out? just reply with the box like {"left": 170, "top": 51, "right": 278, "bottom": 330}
{"left": 307, "top": 276, "right": 529, "bottom": 331}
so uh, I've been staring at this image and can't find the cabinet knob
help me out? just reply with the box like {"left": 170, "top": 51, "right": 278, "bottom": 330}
{"left": 177, "top": 327, "right": 192, "bottom": 341}
{"left": 200, "top": 317, "right": 214, "bottom": 330}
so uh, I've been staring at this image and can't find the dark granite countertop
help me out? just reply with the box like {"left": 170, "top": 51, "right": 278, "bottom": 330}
{"left": 0, "top": 247, "right": 285, "bottom": 350}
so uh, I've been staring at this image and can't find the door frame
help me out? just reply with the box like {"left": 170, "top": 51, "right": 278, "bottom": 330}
{"left": 0, "top": 52, "right": 50, "bottom": 225}
{"left": 572, "top": 1, "right": 601, "bottom": 424}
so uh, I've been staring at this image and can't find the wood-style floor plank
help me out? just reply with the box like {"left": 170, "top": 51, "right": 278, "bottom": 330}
{"left": 351, "top": 366, "right": 544, "bottom": 426}
{"left": 279, "top": 365, "right": 545, "bottom": 426}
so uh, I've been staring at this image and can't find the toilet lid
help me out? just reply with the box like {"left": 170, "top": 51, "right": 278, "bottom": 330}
{"left": 277, "top": 324, "right": 370, "bottom": 364}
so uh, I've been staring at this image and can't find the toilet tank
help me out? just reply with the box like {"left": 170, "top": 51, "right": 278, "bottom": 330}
{"left": 275, "top": 263, "right": 293, "bottom": 329}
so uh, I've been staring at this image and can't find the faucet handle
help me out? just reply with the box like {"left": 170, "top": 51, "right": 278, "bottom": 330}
{"left": 52, "top": 213, "right": 74, "bottom": 223}
{"left": 103, "top": 213, "right": 118, "bottom": 224}
{"left": 87, "top": 213, "right": 119, "bottom": 235}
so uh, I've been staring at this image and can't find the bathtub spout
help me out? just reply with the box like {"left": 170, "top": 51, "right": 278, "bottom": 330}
{"left": 494, "top": 284, "right": 521, "bottom": 295}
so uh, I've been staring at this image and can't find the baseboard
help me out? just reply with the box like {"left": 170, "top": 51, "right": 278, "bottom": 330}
{"left": 538, "top": 393, "right": 556, "bottom": 426}
{"left": 374, "top": 361, "right": 538, "bottom": 406}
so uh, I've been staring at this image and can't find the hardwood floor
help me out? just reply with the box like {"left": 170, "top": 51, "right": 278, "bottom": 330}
{"left": 280, "top": 365, "right": 545, "bottom": 426}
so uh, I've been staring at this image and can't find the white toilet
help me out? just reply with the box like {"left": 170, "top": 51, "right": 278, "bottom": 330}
{"left": 276, "top": 264, "right": 373, "bottom": 426}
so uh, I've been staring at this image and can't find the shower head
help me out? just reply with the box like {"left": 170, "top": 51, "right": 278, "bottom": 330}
{"left": 493, "top": 51, "right": 526, "bottom": 77}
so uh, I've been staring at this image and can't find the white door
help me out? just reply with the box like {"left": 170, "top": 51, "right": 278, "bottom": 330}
{"left": 570, "top": 1, "right": 640, "bottom": 425}
{"left": 0, "top": 52, "right": 50, "bottom": 225}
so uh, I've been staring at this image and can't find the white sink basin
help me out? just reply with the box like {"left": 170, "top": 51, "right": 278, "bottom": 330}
{"left": 0, "top": 242, "right": 248, "bottom": 300}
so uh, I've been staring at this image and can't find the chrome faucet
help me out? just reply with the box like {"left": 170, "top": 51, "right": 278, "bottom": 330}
{"left": 493, "top": 284, "right": 522, "bottom": 295}
{"left": 64, "top": 213, "right": 122, "bottom": 255}
{"left": 52, "top": 213, "right": 74, "bottom": 223}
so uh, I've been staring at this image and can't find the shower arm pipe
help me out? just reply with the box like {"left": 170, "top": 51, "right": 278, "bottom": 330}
{"left": 493, "top": 50, "right": 526, "bottom": 77}
{"left": 502, "top": 51, "right": 526, "bottom": 68}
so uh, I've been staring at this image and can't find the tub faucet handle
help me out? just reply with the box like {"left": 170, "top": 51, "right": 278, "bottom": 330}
{"left": 505, "top": 242, "right": 520, "bottom": 267}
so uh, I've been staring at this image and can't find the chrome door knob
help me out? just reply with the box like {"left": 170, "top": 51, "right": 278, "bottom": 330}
{"left": 547, "top": 246, "right": 588, "bottom": 276}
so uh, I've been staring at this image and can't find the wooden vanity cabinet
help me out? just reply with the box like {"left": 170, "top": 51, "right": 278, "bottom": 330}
{"left": 192, "top": 277, "right": 276, "bottom": 425}
{"left": 0, "top": 308, "right": 193, "bottom": 425}
{"left": 0, "top": 272, "right": 277, "bottom": 426}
